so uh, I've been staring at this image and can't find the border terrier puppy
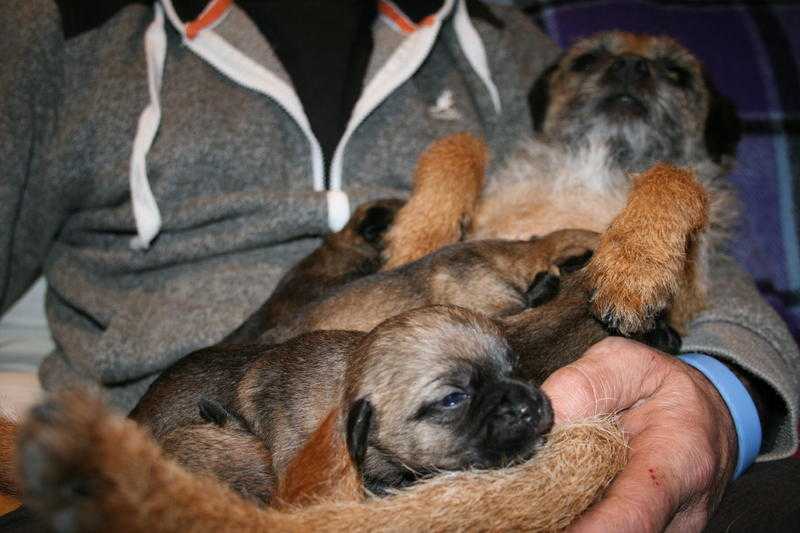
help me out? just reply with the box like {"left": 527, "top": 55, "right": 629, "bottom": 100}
{"left": 227, "top": 208, "right": 674, "bottom": 384}
{"left": 383, "top": 31, "right": 741, "bottom": 335}
{"left": 129, "top": 306, "right": 552, "bottom": 504}
{"left": 258, "top": 228, "right": 601, "bottom": 346}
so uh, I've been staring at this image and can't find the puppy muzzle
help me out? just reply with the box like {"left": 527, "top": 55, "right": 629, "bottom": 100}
{"left": 480, "top": 382, "right": 553, "bottom": 465}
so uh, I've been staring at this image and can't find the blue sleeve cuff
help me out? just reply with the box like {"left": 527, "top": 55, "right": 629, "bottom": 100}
{"left": 678, "top": 353, "right": 762, "bottom": 480}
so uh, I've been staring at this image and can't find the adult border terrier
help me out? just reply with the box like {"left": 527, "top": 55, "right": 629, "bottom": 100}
{"left": 383, "top": 31, "right": 741, "bottom": 335}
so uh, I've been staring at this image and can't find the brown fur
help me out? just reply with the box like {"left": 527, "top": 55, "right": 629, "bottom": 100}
{"left": 18, "top": 389, "right": 627, "bottom": 532}
{"left": 0, "top": 494, "right": 20, "bottom": 516}
{"left": 131, "top": 306, "right": 557, "bottom": 504}
{"left": 259, "top": 229, "right": 600, "bottom": 344}
{"left": 0, "top": 414, "right": 19, "bottom": 498}
{"left": 383, "top": 133, "right": 487, "bottom": 270}
{"left": 587, "top": 163, "right": 709, "bottom": 333}
{"left": 386, "top": 138, "right": 713, "bottom": 336}
{"left": 503, "top": 272, "right": 609, "bottom": 385}
{"left": 273, "top": 409, "right": 363, "bottom": 508}
{"left": 116, "top": 212, "right": 675, "bottom": 521}
{"left": 382, "top": 32, "right": 740, "bottom": 335}
{"left": 160, "top": 418, "right": 274, "bottom": 503}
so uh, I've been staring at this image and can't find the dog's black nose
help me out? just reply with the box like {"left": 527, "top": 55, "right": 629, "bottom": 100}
{"left": 492, "top": 383, "right": 552, "bottom": 437}
{"left": 609, "top": 55, "right": 650, "bottom": 83}
{"left": 473, "top": 382, "right": 554, "bottom": 468}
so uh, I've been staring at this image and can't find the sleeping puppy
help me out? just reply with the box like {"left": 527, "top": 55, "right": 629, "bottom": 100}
{"left": 129, "top": 305, "right": 553, "bottom": 504}
{"left": 258, "top": 228, "right": 601, "bottom": 347}
{"left": 252, "top": 224, "right": 680, "bottom": 384}
{"left": 382, "top": 31, "right": 741, "bottom": 334}
{"left": 225, "top": 205, "right": 675, "bottom": 385}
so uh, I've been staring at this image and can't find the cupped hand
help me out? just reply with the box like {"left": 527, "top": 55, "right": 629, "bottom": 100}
{"left": 541, "top": 336, "right": 737, "bottom": 532}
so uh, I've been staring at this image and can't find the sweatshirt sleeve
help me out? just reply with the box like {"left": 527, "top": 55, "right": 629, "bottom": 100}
{"left": 682, "top": 255, "right": 800, "bottom": 461}
{"left": 0, "top": 0, "right": 66, "bottom": 314}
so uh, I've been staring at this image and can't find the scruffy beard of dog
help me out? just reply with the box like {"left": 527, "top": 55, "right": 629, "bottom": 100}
{"left": 130, "top": 306, "right": 553, "bottom": 504}
{"left": 383, "top": 31, "right": 741, "bottom": 335}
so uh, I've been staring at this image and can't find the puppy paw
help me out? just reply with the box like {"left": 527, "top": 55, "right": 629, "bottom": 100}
{"left": 382, "top": 133, "right": 488, "bottom": 270}
{"left": 18, "top": 390, "right": 135, "bottom": 532}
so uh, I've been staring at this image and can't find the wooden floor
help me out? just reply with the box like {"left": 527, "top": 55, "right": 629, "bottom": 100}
{"left": 0, "top": 493, "right": 21, "bottom": 516}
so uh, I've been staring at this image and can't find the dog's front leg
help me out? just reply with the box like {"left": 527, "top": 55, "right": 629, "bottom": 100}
{"left": 382, "top": 133, "right": 488, "bottom": 269}
{"left": 586, "top": 163, "right": 710, "bottom": 335}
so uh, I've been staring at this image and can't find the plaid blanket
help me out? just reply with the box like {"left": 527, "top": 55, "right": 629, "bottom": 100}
{"left": 522, "top": 0, "right": 800, "bottom": 341}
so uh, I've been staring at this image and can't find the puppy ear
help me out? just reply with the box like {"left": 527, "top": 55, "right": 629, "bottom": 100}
{"left": 275, "top": 408, "right": 364, "bottom": 507}
{"left": 345, "top": 398, "right": 374, "bottom": 469}
{"left": 357, "top": 205, "right": 398, "bottom": 244}
{"left": 529, "top": 63, "right": 558, "bottom": 133}
{"left": 526, "top": 271, "right": 561, "bottom": 308}
{"left": 703, "top": 72, "right": 742, "bottom": 163}
{"left": 198, "top": 398, "right": 232, "bottom": 427}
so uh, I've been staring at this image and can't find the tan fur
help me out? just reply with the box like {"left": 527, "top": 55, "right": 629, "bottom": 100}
{"left": 385, "top": 134, "right": 712, "bottom": 334}
{"left": 273, "top": 409, "right": 363, "bottom": 508}
{"left": 0, "top": 415, "right": 19, "bottom": 498}
{"left": 160, "top": 422, "right": 274, "bottom": 503}
{"left": 264, "top": 229, "right": 599, "bottom": 343}
{"left": 383, "top": 133, "right": 488, "bottom": 269}
{"left": 382, "top": 32, "right": 737, "bottom": 334}
{"left": 18, "top": 390, "right": 627, "bottom": 532}
{"left": 0, "top": 493, "right": 20, "bottom": 516}
{"left": 586, "top": 163, "right": 709, "bottom": 333}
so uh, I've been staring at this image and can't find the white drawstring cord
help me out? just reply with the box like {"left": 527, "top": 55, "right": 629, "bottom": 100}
{"left": 130, "top": 0, "right": 498, "bottom": 241}
{"left": 453, "top": 0, "right": 501, "bottom": 114}
{"left": 129, "top": 3, "right": 167, "bottom": 250}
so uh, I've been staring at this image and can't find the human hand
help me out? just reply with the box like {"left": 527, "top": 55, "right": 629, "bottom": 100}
{"left": 541, "top": 336, "right": 737, "bottom": 532}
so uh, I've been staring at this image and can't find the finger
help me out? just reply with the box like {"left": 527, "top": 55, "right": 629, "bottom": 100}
{"left": 542, "top": 337, "right": 668, "bottom": 424}
{"left": 665, "top": 503, "right": 708, "bottom": 533}
{"left": 568, "top": 385, "right": 719, "bottom": 533}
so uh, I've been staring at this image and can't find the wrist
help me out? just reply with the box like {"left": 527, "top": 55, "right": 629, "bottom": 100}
{"left": 678, "top": 353, "right": 762, "bottom": 479}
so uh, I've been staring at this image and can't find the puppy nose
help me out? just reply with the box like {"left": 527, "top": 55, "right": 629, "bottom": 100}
{"left": 495, "top": 384, "right": 550, "bottom": 433}
{"left": 609, "top": 55, "right": 650, "bottom": 83}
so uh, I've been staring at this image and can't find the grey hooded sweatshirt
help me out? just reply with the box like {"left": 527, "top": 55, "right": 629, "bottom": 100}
{"left": 1, "top": 0, "right": 798, "bottom": 461}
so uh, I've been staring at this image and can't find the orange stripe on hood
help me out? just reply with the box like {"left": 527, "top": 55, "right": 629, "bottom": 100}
{"left": 379, "top": 0, "right": 417, "bottom": 34}
{"left": 186, "top": 0, "right": 233, "bottom": 39}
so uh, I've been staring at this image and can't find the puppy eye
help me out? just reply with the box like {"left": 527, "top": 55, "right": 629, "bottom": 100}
{"left": 661, "top": 61, "right": 692, "bottom": 87}
{"left": 439, "top": 391, "right": 469, "bottom": 409}
{"left": 570, "top": 52, "right": 599, "bottom": 72}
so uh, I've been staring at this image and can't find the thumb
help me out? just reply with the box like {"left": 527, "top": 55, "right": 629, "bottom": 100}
{"left": 541, "top": 337, "right": 668, "bottom": 424}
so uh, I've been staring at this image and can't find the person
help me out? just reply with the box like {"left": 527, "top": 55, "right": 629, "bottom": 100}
{"left": 1, "top": 0, "right": 797, "bottom": 530}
